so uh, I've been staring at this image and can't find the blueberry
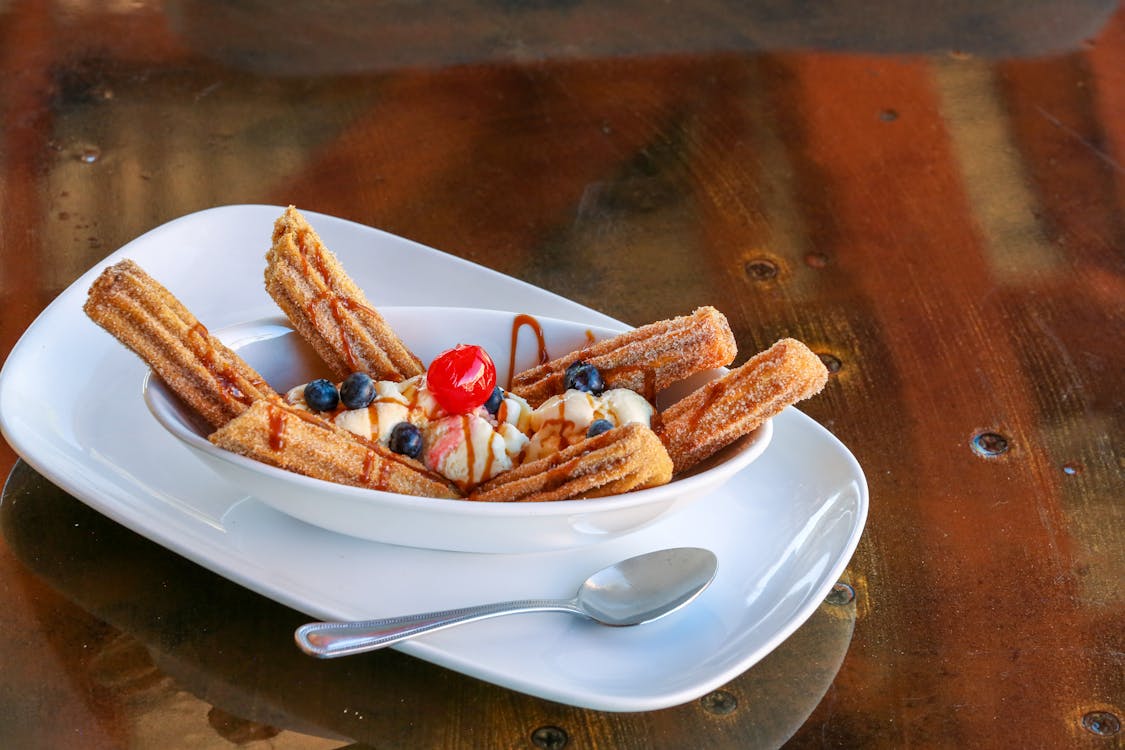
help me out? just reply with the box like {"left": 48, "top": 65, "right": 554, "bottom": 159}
{"left": 564, "top": 360, "right": 604, "bottom": 395}
{"left": 483, "top": 386, "right": 504, "bottom": 415}
{"left": 340, "top": 372, "right": 376, "bottom": 409}
{"left": 587, "top": 418, "right": 614, "bottom": 438}
{"left": 303, "top": 378, "right": 339, "bottom": 412}
{"left": 388, "top": 422, "right": 423, "bottom": 459}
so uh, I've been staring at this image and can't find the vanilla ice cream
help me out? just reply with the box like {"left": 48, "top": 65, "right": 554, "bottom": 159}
{"left": 524, "top": 387, "right": 655, "bottom": 462}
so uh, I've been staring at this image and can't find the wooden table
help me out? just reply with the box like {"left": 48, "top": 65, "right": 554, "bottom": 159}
{"left": 1, "top": 2, "right": 1121, "bottom": 747}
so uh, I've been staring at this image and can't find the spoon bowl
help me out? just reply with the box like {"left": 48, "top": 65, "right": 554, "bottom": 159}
{"left": 295, "top": 547, "right": 718, "bottom": 658}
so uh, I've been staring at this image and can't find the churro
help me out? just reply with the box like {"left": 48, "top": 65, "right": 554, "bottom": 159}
{"left": 509, "top": 306, "right": 736, "bottom": 406}
{"left": 657, "top": 338, "right": 828, "bottom": 474}
{"left": 209, "top": 399, "right": 461, "bottom": 498}
{"left": 469, "top": 423, "right": 673, "bottom": 502}
{"left": 265, "top": 206, "right": 424, "bottom": 382}
{"left": 84, "top": 259, "right": 277, "bottom": 428}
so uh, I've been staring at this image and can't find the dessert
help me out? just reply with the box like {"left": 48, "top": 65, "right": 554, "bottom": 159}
{"left": 265, "top": 206, "right": 424, "bottom": 382}
{"left": 209, "top": 400, "right": 461, "bottom": 498}
{"left": 509, "top": 306, "right": 737, "bottom": 406}
{"left": 87, "top": 207, "right": 832, "bottom": 507}
{"left": 657, "top": 338, "right": 829, "bottom": 474}
{"left": 469, "top": 423, "right": 673, "bottom": 502}
{"left": 83, "top": 259, "right": 277, "bottom": 428}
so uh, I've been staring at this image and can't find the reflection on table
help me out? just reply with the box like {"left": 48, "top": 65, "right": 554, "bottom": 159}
{"left": 2, "top": 461, "right": 855, "bottom": 748}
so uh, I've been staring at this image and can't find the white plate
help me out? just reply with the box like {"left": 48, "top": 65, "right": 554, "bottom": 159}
{"left": 144, "top": 309, "right": 772, "bottom": 553}
{"left": 0, "top": 205, "right": 867, "bottom": 711}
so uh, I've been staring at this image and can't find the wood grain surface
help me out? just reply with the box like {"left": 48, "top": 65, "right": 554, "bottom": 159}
{"left": 1, "top": 2, "right": 1121, "bottom": 747}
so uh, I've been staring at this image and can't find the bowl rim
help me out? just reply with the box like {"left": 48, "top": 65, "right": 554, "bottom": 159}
{"left": 142, "top": 306, "right": 773, "bottom": 518}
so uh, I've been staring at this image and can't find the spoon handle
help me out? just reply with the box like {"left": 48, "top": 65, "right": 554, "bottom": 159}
{"left": 295, "top": 599, "right": 581, "bottom": 657}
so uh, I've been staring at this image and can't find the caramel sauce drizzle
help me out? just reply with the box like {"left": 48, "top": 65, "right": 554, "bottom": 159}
{"left": 288, "top": 402, "right": 340, "bottom": 428}
{"left": 360, "top": 446, "right": 400, "bottom": 491}
{"left": 687, "top": 380, "right": 728, "bottom": 432}
{"left": 461, "top": 414, "right": 476, "bottom": 488}
{"left": 536, "top": 425, "right": 620, "bottom": 493}
{"left": 267, "top": 403, "right": 288, "bottom": 450}
{"left": 406, "top": 386, "right": 424, "bottom": 419}
{"left": 361, "top": 449, "right": 376, "bottom": 485}
{"left": 359, "top": 447, "right": 394, "bottom": 490}
{"left": 441, "top": 414, "right": 501, "bottom": 493}
{"left": 534, "top": 398, "right": 582, "bottom": 452}
{"left": 295, "top": 228, "right": 387, "bottom": 376}
{"left": 508, "top": 314, "right": 549, "bottom": 389}
{"left": 526, "top": 443, "right": 596, "bottom": 493}
{"left": 189, "top": 322, "right": 256, "bottom": 406}
{"left": 304, "top": 293, "right": 361, "bottom": 372}
{"left": 541, "top": 460, "right": 579, "bottom": 492}
{"left": 483, "top": 452, "right": 495, "bottom": 485}
{"left": 377, "top": 457, "right": 392, "bottom": 490}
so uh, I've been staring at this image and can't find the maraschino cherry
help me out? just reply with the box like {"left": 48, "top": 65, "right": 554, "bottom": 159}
{"left": 426, "top": 344, "right": 497, "bottom": 414}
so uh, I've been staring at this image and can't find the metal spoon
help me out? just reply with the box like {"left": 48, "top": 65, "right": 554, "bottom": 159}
{"left": 294, "top": 547, "right": 717, "bottom": 658}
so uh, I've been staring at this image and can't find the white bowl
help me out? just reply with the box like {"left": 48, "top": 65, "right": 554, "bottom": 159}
{"left": 144, "top": 307, "right": 772, "bottom": 553}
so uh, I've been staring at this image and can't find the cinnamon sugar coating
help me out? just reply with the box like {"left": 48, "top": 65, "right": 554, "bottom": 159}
{"left": 209, "top": 400, "right": 461, "bottom": 498}
{"left": 265, "top": 206, "right": 424, "bottom": 382}
{"left": 509, "top": 306, "right": 736, "bottom": 407}
{"left": 657, "top": 338, "right": 828, "bottom": 474}
{"left": 469, "top": 422, "right": 673, "bottom": 502}
{"left": 83, "top": 259, "right": 277, "bottom": 429}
